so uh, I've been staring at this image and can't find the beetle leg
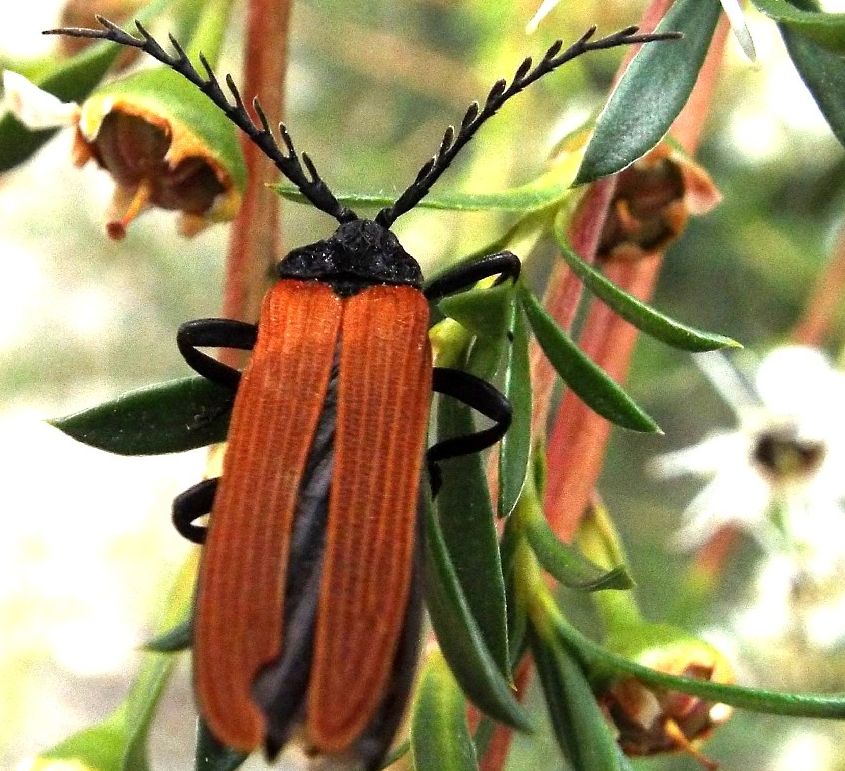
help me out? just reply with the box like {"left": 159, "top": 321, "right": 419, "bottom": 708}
{"left": 177, "top": 319, "right": 258, "bottom": 390}
{"left": 427, "top": 367, "right": 511, "bottom": 494}
{"left": 172, "top": 477, "right": 219, "bottom": 544}
{"left": 423, "top": 250, "right": 520, "bottom": 304}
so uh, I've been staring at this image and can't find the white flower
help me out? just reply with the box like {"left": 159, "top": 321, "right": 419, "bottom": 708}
{"left": 2, "top": 70, "right": 80, "bottom": 129}
{"left": 719, "top": 0, "right": 757, "bottom": 61}
{"left": 652, "top": 345, "right": 845, "bottom": 556}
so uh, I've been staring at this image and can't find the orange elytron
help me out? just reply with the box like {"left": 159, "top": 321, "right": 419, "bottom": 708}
{"left": 51, "top": 16, "right": 679, "bottom": 768}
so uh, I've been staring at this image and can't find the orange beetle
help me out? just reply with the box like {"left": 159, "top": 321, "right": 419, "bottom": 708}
{"left": 52, "top": 17, "right": 678, "bottom": 768}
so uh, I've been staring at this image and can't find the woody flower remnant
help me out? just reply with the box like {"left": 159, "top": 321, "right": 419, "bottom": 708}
{"left": 653, "top": 345, "right": 845, "bottom": 553}
{"left": 596, "top": 143, "right": 721, "bottom": 263}
{"left": 3, "top": 66, "right": 245, "bottom": 239}
{"left": 599, "top": 627, "right": 734, "bottom": 768}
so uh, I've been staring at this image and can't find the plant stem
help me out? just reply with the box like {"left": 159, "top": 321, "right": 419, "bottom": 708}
{"left": 219, "top": 0, "right": 293, "bottom": 365}
{"left": 791, "top": 219, "right": 845, "bottom": 347}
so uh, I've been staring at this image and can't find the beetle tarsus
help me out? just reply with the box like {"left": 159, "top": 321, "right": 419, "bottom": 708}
{"left": 177, "top": 318, "right": 257, "bottom": 389}
{"left": 172, "top": 477, "right": 218, "bottom": 544}
{"left": 424, "top": 250, "right": 521, "bottom": 303}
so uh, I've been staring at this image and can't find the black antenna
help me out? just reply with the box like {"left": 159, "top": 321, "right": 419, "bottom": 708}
{"left": 375, "top": 25, "right": 682, "bottom": 228}
{"left": 45, "top": 17, "right": 357, "bottom": 224}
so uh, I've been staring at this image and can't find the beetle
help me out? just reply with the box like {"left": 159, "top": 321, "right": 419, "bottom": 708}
{"left": 51, "top": 17, "right": 678, "bottom": 769}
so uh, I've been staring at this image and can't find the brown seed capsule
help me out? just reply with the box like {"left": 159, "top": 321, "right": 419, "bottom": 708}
{"left": 600, "top": 629, "right": 733, "bottom": 769}
{"left": 72, "top": 68, "right": 245, "bottom": 239}
{"left": 596, "top": 143, "right": 721, "bottom": 263}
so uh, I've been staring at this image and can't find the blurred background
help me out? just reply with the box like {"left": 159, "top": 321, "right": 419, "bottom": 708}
{"left": 1, "top": 0, "right": 845, "bottom": 768}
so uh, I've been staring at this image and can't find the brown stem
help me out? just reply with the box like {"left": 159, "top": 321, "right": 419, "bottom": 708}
{"left": 791, "top": 220, "right": 845, "bottom": 347}
{"left": 219, "top": 0, "right": 293, "bottom": 366}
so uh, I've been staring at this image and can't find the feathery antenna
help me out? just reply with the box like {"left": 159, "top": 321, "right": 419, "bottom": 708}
{"left": 45, "top": 17, "right": 357, "bottom": 224}
{"left": 375, "top": 25, "right": 682, "bottom": 228}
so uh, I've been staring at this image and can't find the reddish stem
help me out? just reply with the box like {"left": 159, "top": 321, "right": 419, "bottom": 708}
{"left": 219, "top": 0, "right": 293, "bottom": 365}
{"left": 791, "top": 221, "right": 845, "bottom": 347}
{"left": 543, "top": 17, "right": 729, "bottom": 539}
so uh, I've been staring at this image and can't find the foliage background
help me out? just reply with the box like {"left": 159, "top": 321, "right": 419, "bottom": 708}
{"left": 1, "top": 0, "right": 844, "bottom": 768}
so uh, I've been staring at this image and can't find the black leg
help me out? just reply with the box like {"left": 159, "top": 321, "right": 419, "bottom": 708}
{"left": 424, "top": 251, "right": 520, "bottom": 304}
{"left": 427, "top": 367, "right": 512, "bottom": 494}
{"left": 177, "top": 319, "right": 258, "bottom": 390}
{"left": 172, "top": 477, "right": 219, "bottom": 544}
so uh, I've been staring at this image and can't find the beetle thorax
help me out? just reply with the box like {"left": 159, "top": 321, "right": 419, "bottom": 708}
{"left": 276, "top": 219, "right": 423, "bottom": 296}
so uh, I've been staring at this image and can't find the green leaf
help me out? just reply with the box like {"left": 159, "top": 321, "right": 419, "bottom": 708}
{"left": 195, "top": 720, "right": 249, "bottom": 771}
{"left": 38, "top": 554, "right": 198, "bottom": 770}
{"left": 438, "top": 282, "right": 516, "bottom": 382}
{"left": 530, "top": 624, "right": 635, "bottom": 771}
{"left": 555, "top": 615, "right": 845, "bottom": 718}
{"left": 524, "top": 508, "right": 633, "bottom": 592}
{"left": 436, "top": 372, "right": 510, "bottom": 677}
{"left": 272, "top": 154, "right": 580, "bottom": 213}
{"left": 576, "top": 0, "right": 722, "bottom": 183}
{"left": 423, "top": 501, "right": 533, "bottom": 732}
{"left": 497, "top": 302, "right": 532, "bottom": 518}
{"left": 519, "top": 285, "right": 660, "bottom": 433}
{"left": 144, "top": 616, "right": 193, "bottom": 652}
{"left": 0, "top": 0, "right": 173, "bottom": 172}
{"left": 438, "top": 282, "right": 515, "bottom": 341}
{"left": 411, "top": 651, "right": 479, "bottom": 771}
{"left": 753, "top": 0, "right": 845, "bottom": 53}
{"left": 780, "top": 2, "right": 845, "bottom": 147}
{"left": 50, "top": 376, "right": 233, "bottom": 455}
{"left": 553, "top": 225, "right": 740, "bottom": 351}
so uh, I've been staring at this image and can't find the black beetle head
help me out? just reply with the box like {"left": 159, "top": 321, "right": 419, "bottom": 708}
{"left": 277, "top": 219, "right": 423, "bottom": 296}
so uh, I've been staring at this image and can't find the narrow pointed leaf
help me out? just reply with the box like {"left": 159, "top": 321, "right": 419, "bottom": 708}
{"left": 526, "top": 513, "right": 633, "bottom": 591}
{"left": 144, "top": 616, "right": 193, "bottom": 652}
{"left": 780, "top": 0, "right": 845, "bottom": 147}
{"left": 530, "top": 625, "right": 635, "bottom": 771}
{"left": 273, "top": 156, "right": 580, "bottom": 212}
{"left": 498, "top": 302, "right": 532, "bottom": 518}
{"left": 555, "top": 615, "right": 845, "bottom": 718}
{"left": 436, "top": 384, "right": 510, "bottom": 677}
{"left": 195, "top": 720, "right": 248, "bottom": 771}
{"left": 411, "top": 651, "right": 479, "bottom": 771}
{"left": 50, "top": 376, "right": 233, "bottom": 455}
{"left": 576, "top": 0, "right": 722, "bottom": 183}
{"left": 519, "top": 286, "right": 660, "bottom": 432}
{"left": 753, "top": 0, "right": 845, "bottom": 53}
{"left": 554, "top": 228, "right": 740, "bottom": 351}
{"left": 423, "top": 502, "right": 533, "bottom": 732}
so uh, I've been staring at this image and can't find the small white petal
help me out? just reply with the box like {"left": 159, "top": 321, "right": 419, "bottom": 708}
{"left": 526, "top": 0, "right": 561, "bottom": 34}
{"left": 2, "top": 70, "right": 79, "bottom": 130}
{"left": 719, "top": 0, "right": 757, "bottom": 61}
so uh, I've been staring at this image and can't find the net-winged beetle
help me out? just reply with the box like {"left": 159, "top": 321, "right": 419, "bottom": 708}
{"left": 49, "top": 17, "right": 679, "bottom": 768}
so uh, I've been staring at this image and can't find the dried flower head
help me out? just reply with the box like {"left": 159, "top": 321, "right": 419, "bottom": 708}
{"left": 3, "top": 67, "right": 245, "bottom": 239}
{"left": 601, "top": 626, "right": 734, "bottom": 768}
{"left": 596, "top": 143, "right": 721, "bottom": 263}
